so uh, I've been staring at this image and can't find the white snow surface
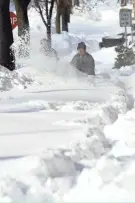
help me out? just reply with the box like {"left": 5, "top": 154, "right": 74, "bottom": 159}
{"left": 1, "top": 0, "right": 135, "bottom": 202}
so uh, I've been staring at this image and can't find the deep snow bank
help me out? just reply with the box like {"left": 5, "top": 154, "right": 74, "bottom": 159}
{"left": 81, "top": 107, "right": 135, "bottom": 202}
{"left": 63, "top": 101, "right": 135, "bottom": 202}
{"left": 105, "top": 108, "right": 135, "bottom": 158}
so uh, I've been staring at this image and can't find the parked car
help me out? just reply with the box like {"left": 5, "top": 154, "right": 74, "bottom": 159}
{"left": 99, "top": 34, "right": 125, "bottom": 48}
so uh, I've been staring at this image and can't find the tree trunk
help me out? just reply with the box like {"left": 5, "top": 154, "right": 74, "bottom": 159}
{"left": 74, "top": 0, "right": 79, "bottom": 6}
{"left": 47, "top": 26, "right": 51, "bottom": 40}
{"left": 14, "top": 0, "right": 30, "bottom": 37}
{"left": 13, "top": 0, "right": 30, "bottom": 58}
{"left": 62, "top": 8, "right": 68, "bottom": 32}
{"left": 67, "top": 8, "right": 70, "bottom": 23}
{"left": 56, "top": 6, "right": 61, "bottom": 34}
{"left": 0, "top": 0, "right": 15, "bottom": 71}
{"left": 47, "top": 18, "right": 52, "bottom": 46}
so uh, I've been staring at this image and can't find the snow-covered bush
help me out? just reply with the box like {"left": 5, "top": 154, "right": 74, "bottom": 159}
{"left": 114, "top": 45, "right": 135, "bottom": 69}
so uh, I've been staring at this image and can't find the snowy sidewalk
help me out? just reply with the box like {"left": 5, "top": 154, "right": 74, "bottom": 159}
{"left": 1, "top": 1, "right": 135, "bottom": 202}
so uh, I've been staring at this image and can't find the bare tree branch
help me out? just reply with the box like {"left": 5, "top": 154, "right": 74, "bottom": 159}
{"left": 33, "top": 0, "right": 57, "bottom": 41}
{"left": 49, "top": 0, "right": 55, "bottom": 19}
{"left": 34, "top": 0, "right": 48, "bottom": 27}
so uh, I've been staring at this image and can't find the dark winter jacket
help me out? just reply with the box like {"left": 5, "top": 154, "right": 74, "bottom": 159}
{"left": 70, "top": 52, "right": 95, "bottom": 75}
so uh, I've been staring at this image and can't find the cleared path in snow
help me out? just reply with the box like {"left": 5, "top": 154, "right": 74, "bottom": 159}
{"left": 0, "top": 111, "right": 87, "bottom": 157}
{"left": 0, "top": 86, "right": 122, "bottom": 158}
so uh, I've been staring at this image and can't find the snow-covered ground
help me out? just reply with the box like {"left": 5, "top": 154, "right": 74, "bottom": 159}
{"left": 0, "top": 0, "right": 135, "bottom": 202}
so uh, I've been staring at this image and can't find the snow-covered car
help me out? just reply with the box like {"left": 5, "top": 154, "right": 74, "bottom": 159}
{"left": 99, "top": 34, "right": 125, "bottom": 48}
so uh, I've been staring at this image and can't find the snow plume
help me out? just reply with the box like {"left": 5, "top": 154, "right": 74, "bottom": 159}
{"left": 0, "top": 66, "right": 34, "bottom": 91}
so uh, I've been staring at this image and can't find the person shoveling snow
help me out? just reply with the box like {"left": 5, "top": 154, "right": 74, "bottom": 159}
{"left": 70, "top": 42, "right": 95, "bottom": 75}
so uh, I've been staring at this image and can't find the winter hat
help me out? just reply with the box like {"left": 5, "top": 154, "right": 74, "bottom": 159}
{"left": 77, "top": 42, "right": 86, "bottom": 50}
